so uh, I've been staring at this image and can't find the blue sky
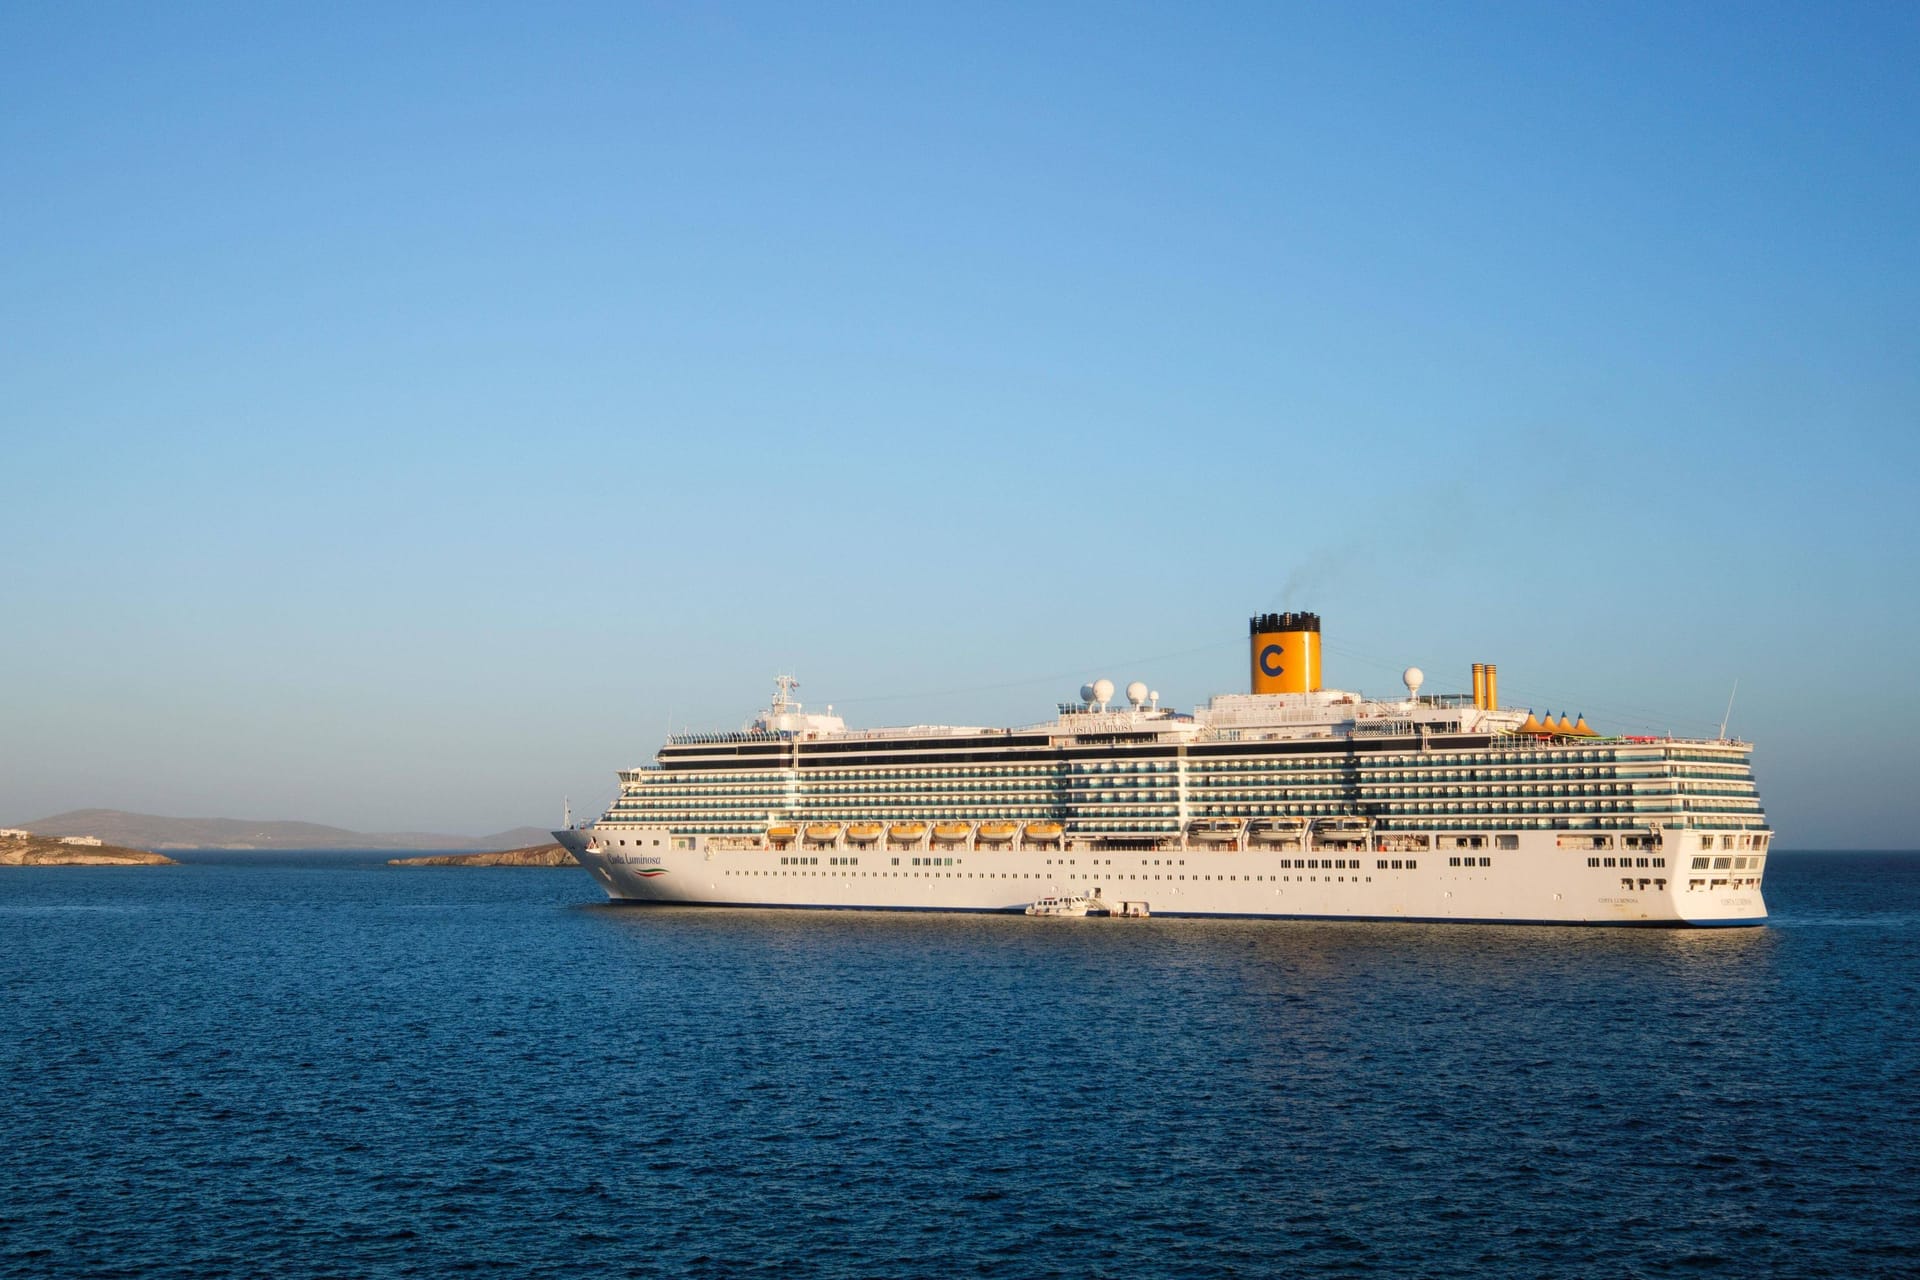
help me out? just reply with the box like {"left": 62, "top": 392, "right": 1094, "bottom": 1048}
{"left": 2, "top": 2, "right": 1915, "bottom": 845}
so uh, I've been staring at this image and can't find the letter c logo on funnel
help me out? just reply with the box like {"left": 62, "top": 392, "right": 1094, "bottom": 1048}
{"left": 1259, "top": 644, "right": 1285, "bottom": 678}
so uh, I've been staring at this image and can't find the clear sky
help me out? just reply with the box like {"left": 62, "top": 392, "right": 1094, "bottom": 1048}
{"left": 3, "top": 2, "right": 1915, "bottom": 846}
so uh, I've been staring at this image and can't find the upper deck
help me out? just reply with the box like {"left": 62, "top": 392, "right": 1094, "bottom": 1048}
{"left": 609, "top": 611, "right": 1763, "bottom": 843}
{"left": 648, "top": 681, "right": 1745, "bottom": 769}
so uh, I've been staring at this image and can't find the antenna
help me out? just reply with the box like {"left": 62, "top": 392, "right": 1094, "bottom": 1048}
{"left": 772, "top": 674, "right": 801, "bottom": 714}
{"left": 1718, "top": 680, "right": 1739, "bottom": 740}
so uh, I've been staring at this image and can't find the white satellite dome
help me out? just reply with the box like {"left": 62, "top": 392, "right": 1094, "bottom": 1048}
{"left": 1125, "top": 680, "right": 1149, "bottom": 707}
{"left": 1403, "top": 666, "right": 1425, "bottom": 698}
{"left": 1092, "top": 678, "right": 1115, "bottom": 706}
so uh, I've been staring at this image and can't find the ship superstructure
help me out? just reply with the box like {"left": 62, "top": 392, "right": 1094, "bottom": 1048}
{"left": 555, "top": 612, "right": 1771, "bottom": 925}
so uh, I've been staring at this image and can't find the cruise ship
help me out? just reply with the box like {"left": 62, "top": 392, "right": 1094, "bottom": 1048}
{"left": 555, "top": 611, "right": 1771, "bottom": 925}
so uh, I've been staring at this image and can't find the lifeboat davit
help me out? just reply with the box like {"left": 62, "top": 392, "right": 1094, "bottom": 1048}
{"left": 1246, "top": 817, "right": 1307, "bottom": 845}
{"left": 888, "top": 822, "right": 928, "bottom": 843}
{"left": 976, "top": 821, "right": 1019, "bottom": 843}
{"left": 845, "top": 822, "right": 884, "bottom": 844}
{"left": 1312, "top": 816, "right": 1372, "bottom": 844}
{"left": 804, "top": 823, "right": 841, "bottom": 844}
{"left": 1023, "top": 821, "right": 1064, "bottom": 843}
{"left": 931, "top": 822, "right": 973, "bottom": 844}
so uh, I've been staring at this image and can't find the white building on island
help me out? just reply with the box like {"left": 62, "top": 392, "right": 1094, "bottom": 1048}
{"left": 57, "top": 835, "right": 103, "bottom": 847}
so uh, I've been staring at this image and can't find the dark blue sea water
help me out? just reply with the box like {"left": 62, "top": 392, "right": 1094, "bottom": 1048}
{"left": 3, "top": 851, "right": 1917, "bottom": 1279}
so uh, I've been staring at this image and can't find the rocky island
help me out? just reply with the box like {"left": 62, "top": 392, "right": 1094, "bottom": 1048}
{"left": 387, "top": 843, "right": 577, "bottom": 868}
{"left": 0, "top": 831, "right": 177, "bottom": 866}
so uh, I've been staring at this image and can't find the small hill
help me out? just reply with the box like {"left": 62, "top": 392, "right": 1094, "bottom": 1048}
{"left": 15, "top": 809, "right": 553, "bottom": 852}
{"left": 1, "top": 833, "right": 177, "bottom": 867}
{"left": 388, "top": 843, "right": 578, "bottom": 868}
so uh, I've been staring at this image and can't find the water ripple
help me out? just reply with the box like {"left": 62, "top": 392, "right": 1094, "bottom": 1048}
{"left": 1, "top": 851, "right": 1916, "bottom": 1278}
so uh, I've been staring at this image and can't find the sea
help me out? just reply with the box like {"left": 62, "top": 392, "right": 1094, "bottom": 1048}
{"left": 2, "top": 850, "right": 1916, "bottom": 1279}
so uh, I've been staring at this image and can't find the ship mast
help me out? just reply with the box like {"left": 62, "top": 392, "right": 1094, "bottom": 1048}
{"left": 772, "top": 673, "right": 801, "bottom": 716}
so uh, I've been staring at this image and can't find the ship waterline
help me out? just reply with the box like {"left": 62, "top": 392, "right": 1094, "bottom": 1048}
{"left": 557, "top": 611, "right": 1770, "bottom": 926}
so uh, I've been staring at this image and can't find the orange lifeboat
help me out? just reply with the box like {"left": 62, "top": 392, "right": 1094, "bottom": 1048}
{"left": 767, "top": 824, "right": 798, "bottom": 842}
{"left": 845, "top": 822, "right": 884, "bottom": 843}
{"left": 931, "top": 822, "right": 973, "bottom": 844}
{"left": 1023, "top": 821, "right": 1064, "bottom": 843}
{"left": 976, "top": 821, "right": 1019, "bottom": 843}
{"left": 888, "top": 822, "right": 928, "bottom": 843}
{"left": 803, "top": 823, "right": 841, "bottom": 844}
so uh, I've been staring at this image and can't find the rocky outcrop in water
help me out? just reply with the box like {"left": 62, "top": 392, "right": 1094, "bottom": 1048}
{"left": 387, "top": 843, "right": 577, "bottom": 868}
{"left": 0, "top": 834, "right": 177, "bottom": 866}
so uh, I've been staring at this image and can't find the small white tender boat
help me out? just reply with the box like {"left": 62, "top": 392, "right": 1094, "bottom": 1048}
{"left": 1024, "top": 895, "right": 1094, "bottom": 917}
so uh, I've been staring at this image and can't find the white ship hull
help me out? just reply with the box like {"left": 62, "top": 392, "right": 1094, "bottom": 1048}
{"left": 554, "top": 827, "right": 1766, "bottom": 926}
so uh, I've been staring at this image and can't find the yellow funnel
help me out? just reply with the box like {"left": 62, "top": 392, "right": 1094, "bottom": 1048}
{"left": 1250, "top": 611, "right": 1322, "bottom": 694}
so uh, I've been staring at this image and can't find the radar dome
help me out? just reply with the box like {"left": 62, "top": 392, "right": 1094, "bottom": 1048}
{"left": 1092, "top": 678, "right": 1115, "bottom": 706}
{"left": 1403, "top": 667, "right": 1425, "bottom": 698}
{"left": 1126, "top": 680, "right": 1149, "bottom": 707}
{"left": 1079, "top": 683, "right": 1096, "bottom": 704}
